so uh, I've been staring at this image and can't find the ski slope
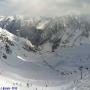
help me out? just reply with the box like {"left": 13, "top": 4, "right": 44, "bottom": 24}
{"left": 0, "top": 26, "right": 90, "bottom": 90}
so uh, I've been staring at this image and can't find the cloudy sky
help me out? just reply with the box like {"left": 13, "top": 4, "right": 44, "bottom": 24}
{"left": 0, "top": 0, "right": 90, "bottom": 16}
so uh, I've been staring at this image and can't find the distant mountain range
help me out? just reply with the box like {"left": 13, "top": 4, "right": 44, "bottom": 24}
{"left": 0, "top": 15, "right": 90, "bottom": 51}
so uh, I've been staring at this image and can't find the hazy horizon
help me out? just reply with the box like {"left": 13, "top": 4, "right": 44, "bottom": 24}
{"left": 0, "top": 0, "right": 90, "bottom": 17}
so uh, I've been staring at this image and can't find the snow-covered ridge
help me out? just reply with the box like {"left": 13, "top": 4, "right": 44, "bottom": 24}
{"left": 0, "top": 15, "right": 90, "bottom": 51}
{"left": 0, "top": 27, "right": 37, "bottom": 61}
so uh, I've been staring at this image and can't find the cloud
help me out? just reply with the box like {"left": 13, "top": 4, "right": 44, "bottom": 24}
{"left": 0, "top": 0, "right": 90, "bottom": 16}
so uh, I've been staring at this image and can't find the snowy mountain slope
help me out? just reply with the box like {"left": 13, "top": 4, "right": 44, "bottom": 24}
{"left": 1, "top": 15, "right": 90, "bottom": 49}
{"left": 0, "top": 27, "right": 90, "bottom": 90}
{"left": 0, "top": 15, "right": 90, "bottom": 90}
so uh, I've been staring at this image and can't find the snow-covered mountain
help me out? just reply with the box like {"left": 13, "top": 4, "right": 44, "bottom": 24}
{"left": 0, "top": 15, "right": 90, "bottom": 90}
{"left": 1, "top": 15, "right": 90, "bottom": 50}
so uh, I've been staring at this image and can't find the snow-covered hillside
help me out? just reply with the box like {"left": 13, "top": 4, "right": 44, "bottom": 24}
{"left": 1, "top": 15, "right": 90, "bottom": 49}
{"left": 0, "top": 15, "right": 90, "bottom": 90}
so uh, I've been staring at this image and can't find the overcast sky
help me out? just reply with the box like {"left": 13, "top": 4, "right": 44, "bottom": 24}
{"left": 0, "top": 0, "right": 90, "bottom": 16}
